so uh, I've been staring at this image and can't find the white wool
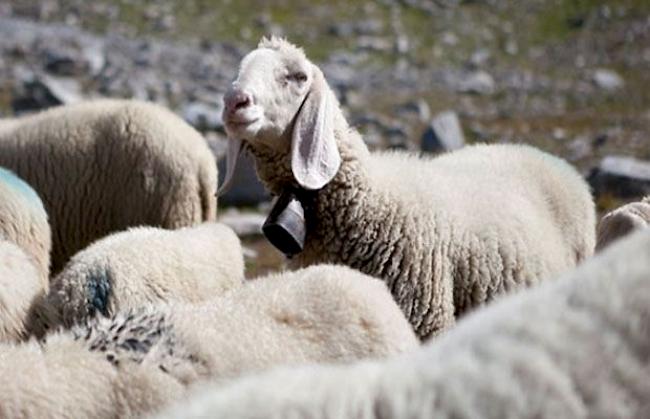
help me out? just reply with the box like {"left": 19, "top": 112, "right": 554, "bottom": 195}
{"left": 0, "top": 99, "right": 218, "bottom": 273}
{"left": 153, "top": 230, "right": 650, "bottom": 419}
{"left": 221, "top": 37, "right": 596, "bottom": 338}
{"left": 45, "top": 222, "right": 244, "bottom": 329}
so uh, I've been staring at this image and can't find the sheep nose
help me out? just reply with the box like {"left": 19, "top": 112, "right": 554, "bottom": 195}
{"left": 224, "top": 89, "right": 252, "bottom": 113}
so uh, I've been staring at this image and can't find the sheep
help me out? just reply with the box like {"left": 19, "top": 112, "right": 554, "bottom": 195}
{"left": 0, "top": 166, "right": 51, "bottom": 281}
{"left": 152, "top": 229, "right": 650, "bottom": 419}
{"left": 1, "top": 265, "right": 417, "bottom": 418}
{"left": 0, "top": 312, "right": 191, "bottom": 419}
{"left": 43, "top": 222, "right": 245, "bottom": 330}
{"left": 163, "top": 264, "right": 418, "bottom": 381}
{"left": 76, "top": 264, "right": 417, "bottom": 384}
{"left": 596, "top": 196, "right": 650, "bottom": 251}
{"left": 0, "top": 167, "right": 50, "bottom": 341}
{"left": 99, "top": 264, "right": 416, "bottom": 382}
{"left": 0, "top": 240, "right": 46, "bottom": 343}
{"left": 219, "top": 36, "right": 596, "bottom": 339}
{"left": 0, "top": 99, "right": 218, "bottom": 274}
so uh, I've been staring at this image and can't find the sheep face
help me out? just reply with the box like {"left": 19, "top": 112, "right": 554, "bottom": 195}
{"left": 220, "top": 37, "right": 341, "bottom": 192}
{"left": 223, "top": 41, "right": 310, "bottom": 148}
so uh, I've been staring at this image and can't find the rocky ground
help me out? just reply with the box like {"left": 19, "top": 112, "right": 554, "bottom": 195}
{"left": 1, "top": 0, "right": 649, "bottom": 275}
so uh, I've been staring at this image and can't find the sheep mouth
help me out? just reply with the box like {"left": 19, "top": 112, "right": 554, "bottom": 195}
{"left": 226, "top": 117, "right": 258, "bottom": 127}
{"left": 224, "top": 116, "right": 261, "bottom": 138}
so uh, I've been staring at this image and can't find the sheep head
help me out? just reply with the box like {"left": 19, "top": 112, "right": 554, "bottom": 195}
{"left": 596, "top": 199, "right": 650, "bottom": 250}
{"left": 220, "top": 37, "right": 341, "bottom": 193}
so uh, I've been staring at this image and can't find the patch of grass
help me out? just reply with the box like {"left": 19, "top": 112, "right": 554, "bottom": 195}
{"left": 0, "top": 86, "right": 12, "bottom": 114}
{"left": 535, "top": 0, "right": 650, "bottom": 42}
{"left": 595, "top": 191, "right": 629, "bottom": 215}
{"left": 242, "top": 236, "right": 286, "bottom": 279}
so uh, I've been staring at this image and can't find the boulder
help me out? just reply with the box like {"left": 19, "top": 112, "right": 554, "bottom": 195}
{"left": 588, "top": 155, "right": 650, "bottom": 198}
{"left": 421, "top": 111, "right": 465, "bottom": 153}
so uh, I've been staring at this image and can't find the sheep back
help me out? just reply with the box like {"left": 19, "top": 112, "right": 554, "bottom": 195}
{"left": 46, "top": 222, "right": 244, "bottom": 328}
{"left": 291, "top": 143, "right": 596, "bottom": 337}
{"left": 152, "top": 230, "right": 650, "bottom": 419}
{"left": 168, "top": 264, "right": 419, "bottom": 380}
{"left": 0, "top": 99, "right": 217, "bottom": 273}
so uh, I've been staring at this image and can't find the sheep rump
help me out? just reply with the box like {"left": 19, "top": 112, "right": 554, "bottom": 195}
{"left": 596, "top": 196, "right": 650, "bottom": 250}
{"left": 0, "top": 99, "right": 218, "bottom": 273}
{"left": 0, "top": 265, "right": 418, "bottom": 418}
{"left": 0, "top": 315, "right": 188, "bottom": 419}
{"left": 0, "top": 166, "right": 51, "bottom": 281}
{"left": 0, "top": 240, "right": 46, "bottom": 343}
{"left": 165, "top": 264, "right": 418, "bottom": 381}
{"left": 44, "top": 222, "right": 244, "bottom": 329}
{"left": 152, "top": 230, "right": 650, "bottom": 419}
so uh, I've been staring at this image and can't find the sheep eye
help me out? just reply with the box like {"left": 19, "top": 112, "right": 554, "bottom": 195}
{"left": 287, "top": 72, "right": 307, "bottom": 83}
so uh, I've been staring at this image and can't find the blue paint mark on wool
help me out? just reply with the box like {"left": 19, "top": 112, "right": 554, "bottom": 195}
{"left": 87, "top": 268, "right": 112, "bottom": 317}
{"left": 0, "top": 166, "right": 44, "bottom": 209}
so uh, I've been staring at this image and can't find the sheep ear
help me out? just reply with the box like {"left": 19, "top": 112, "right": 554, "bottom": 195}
{"left": 217, "top": 138, "right": 242, "bottom": 196}
{"left": 291, "top": 68, "right": 341, "bottom": 190}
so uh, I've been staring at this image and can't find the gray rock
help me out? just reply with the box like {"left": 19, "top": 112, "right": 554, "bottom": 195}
{"left": 504, "top": 39, "right": 518, "bottom": 55}
{"left": 356, "top": 36, "right": 392, "bottom": 53}
{"left": 592, "top": 69, "right": 624, "bottom": 91}
{"left": 11, "top": 72, "right": 82, "bottom": 113}
{"left": 241, "top": 245, "right": 258, "bottom": 260}
{"left": 0, "top": 3, "right": 11, "bottom": 16}
{"left": 396, "top": 99, "right": 431, "bottom": 123}
{"left": 441, "top": 31, "right": 459, "bottom": 46}
{"left": 468, "top": 48, "right": 491, "bottom": 68}
{"left": 566, "top": 136, "right": 592, "bottom": 161}
{"left": 552, "top": 128, "right": 567, "bottom": 141}
{"left": 218, "top": 151, "right": 270, "bottom": 207}
{"left": 82, "top": 43, "right": 106, "bottom": 75}
{"left": 421, "top": 111, "right": 465, "bottom": 153}
{"left": 330, "top": 19, "right": 384, "bottom": 37}
{"left": 39, "top": 75, "right": 82, "bottom": 104}
{"left": 395, "top": 35, "right": 410, "bottom": 54}
{"left": 356, "top": 19, "right": 384, "bottom": 36}
{"left": 588, "top": 155, "right": 650, "bottom": 198}
{"left": 352, "top": 112, "right": 411, "bottom": 149}
{"left": 384, "top": 124, "right": 410, "bottom": 150}
{"left": 182, "top": 100, "right": 224, "bottom": 131}
{"left": 44, "top": 48, "right": 83, "bottom": 76}
{"left": 155, "top": 14, "right": 175, "bottom": 32}
{"left": 205, "top": 133, "right": 270, "bottom": 207}
{"left": 593, "top": 133, "right": 608, "bottom": 148}
{"left": 458, "top": 70, "right": 495, "bottom": 95}
{"left": 469, "top": 122, "right": 490, "bottom": 142}
{"left": 328, "top": 22, "right": 354, "bottom": 38}
{"left": 218, "top": 209, "right": 266, "bottom": 237}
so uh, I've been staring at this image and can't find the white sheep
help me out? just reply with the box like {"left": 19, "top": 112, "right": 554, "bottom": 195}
{"left": 153, "top": 229, "right": 650, "bottom": 419}
{"left": 0, "top": 166, "right": 51, "bottom": 281}
{"left": 0, "top": 240, "right": 45, "bottom": 343}
{"left": 219, "top": 37, "right": 596, "bottom": 339}
{"left": 164, "top": 264, "right": 418, "bottom": 381}
{"left": 0, "top": 99, "right": 218, "bottom": 273}
{"left": 43, "top": 222, "right": 245, "bottom": 330}
{"left": 0, "top": 265, "right": 418, "bottom": 418}
{"left": 596, "top": 196, "right": 650, "bottom": 250}
{"left": 80, "top": 264, "right": 417, "bottom": 384}
{"left": 0, "top": 312, "right": 190, "bottom": 419}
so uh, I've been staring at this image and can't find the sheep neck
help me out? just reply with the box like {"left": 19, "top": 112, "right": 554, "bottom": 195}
{"left": 295, "top": 135, "right": 387, "bottom": 263}
{"left": 250, "top": 122, "right": 452, "bottom": 337}
{"left": 249, "top": 121, "right": 402, "bottom": 272}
